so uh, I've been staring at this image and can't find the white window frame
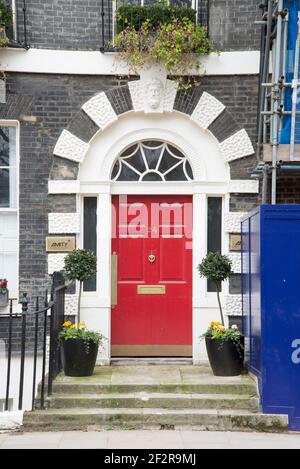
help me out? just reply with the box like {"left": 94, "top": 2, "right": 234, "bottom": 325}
{"left": 0, "top": 120, "right": 19, "bottom": 212}
{"left": 0, "top": 120, "right": 19, "bottom": 302}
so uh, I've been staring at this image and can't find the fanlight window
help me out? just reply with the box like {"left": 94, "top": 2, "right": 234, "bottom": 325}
{"left": 111, "top": 140, "right": 193, "bottom": 182}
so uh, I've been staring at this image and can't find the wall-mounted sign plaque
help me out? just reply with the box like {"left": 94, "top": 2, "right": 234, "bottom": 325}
{"left": 46, "top": 236, "right": 75, "bottom": 252}
{"left": 229, "top": 234, "right": 242, "bottom": 252}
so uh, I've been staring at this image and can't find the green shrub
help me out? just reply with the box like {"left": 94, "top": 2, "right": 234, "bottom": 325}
{"left": 64, "top": 249, "right": 97, "bottom": 323}
{"left": 197, "top": 252, "right": 233, "bottom": 325}
{"left": 113, "top": 16, "right": 214, "bottom": 89}
{"left": 116, "top": 3, "right": 196, "bottom": 33}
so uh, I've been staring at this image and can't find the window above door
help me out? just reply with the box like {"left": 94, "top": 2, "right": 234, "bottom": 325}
{"left": 111, "top": 140, "right": 194, "bottom": 182}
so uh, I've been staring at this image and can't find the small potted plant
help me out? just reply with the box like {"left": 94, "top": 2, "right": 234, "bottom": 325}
{"left": 59, "top": 321, "right": 104, "bottom": 377}
{"left": 0, "top": 278, "right": 8, "bottom": 307}
{"left": 197, "top": 252, "right": 244, "bottom": 376}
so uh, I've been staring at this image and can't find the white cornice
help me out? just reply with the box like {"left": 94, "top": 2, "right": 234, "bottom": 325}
{"left": 1, "top": 49, "right": 260, "bottom": 76}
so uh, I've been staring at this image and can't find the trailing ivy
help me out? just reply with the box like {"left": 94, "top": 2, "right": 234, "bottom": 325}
{"left": 113, "top": 16, "right": 216, "bottom": 89}
{"left": 0, "top": 0, "right": 12, "bottom": 48}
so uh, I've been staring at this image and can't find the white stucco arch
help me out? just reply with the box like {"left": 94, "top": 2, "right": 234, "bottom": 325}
{"left": 79, "top": 112, "right": 229, "bottom": 184}
{"left": 48, "top": 82, "right": 259, "bottom": 364}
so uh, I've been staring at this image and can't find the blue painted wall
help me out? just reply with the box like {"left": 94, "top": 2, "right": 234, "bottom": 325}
{"left": 242, "top": 205, "right": 300, "bottom": 431}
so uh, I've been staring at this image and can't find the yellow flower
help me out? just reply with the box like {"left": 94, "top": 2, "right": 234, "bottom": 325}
{"left": 218, "top": 325, "right": 225, "bottom": 331}
{"left": 78, "top": 322, "right": 86, "bottom": 329}
{"left": 210, "top": 321, "right": 221, "bottom": 327}
{"left": 63, "top": 321, "right": 72, "bottom": 327}
{"left": 70, "top": 324, "right": 75, "bottom": 329}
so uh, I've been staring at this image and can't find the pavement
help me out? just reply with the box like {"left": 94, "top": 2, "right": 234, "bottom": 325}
{"left": 0, "top": 430, "right": 300, "bottom": 449}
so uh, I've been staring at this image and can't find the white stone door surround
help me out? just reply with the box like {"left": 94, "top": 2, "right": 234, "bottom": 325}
{"left": 47, "top": 71, "right": 258, "bottom": 364}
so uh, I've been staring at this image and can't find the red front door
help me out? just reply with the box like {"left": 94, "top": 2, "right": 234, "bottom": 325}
{"left": 111, "top": 195, "right": 192, "bottom": 357}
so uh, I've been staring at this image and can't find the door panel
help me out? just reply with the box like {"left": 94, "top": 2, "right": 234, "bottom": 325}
{"left": 118, "top": 237, "right": 144, "bottom": 281}
{"left": 111, "top": 195, "right": 192, "bottom": 357}
{"left": 159, "top": 238, "right": 184, "bottom": 281}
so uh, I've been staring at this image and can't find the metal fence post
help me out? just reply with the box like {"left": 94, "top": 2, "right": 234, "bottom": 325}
{"left": 5, "top": 299, "right": 13, "bottom": 411}
{"left": 18, "top": 293, "right": 28, "bottom": 410}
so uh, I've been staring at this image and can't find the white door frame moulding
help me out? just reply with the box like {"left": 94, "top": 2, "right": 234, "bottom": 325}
{"left": 74, "top": 113, "right": 232, "bottom": 363}
{"left": 79, "top": 187, "right": 230, "bottom": 364}
{"left": 1, "top": 48, "right": 260, "bottom": 76}
{"left": 48, "top": 95, "right": 253, "bottom": 363}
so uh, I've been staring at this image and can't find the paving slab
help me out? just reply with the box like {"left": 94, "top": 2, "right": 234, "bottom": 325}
{"left": 106, "top": 430, "right": 183, "bottom": 449}
{"left": 1, "top": 430, "right": 300, "bottom": 449}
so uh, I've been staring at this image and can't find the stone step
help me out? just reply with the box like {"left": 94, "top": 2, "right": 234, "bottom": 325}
{"left": 111, "top": 358, "right": 195, "bottom": 366}
{"left": 43, "top": 392, "right": 259, "bottom": 411}
{"left": 51, "top": 375, "right": 256, "bottom": 396}
{"left": 51, "top": 381, "right": 256, "bottom": 396}
{"left": 23, "top": 407, "right": 288, "bottom": 433}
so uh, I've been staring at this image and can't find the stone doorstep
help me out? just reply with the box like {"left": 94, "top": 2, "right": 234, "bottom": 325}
{"left": 50, "top": 381, "right": 257, "bottom": 396}
{"left": 22, "top": 408, "right": 288, "bottom": 433}
{"left": 43, "top": 393, "right": 259, "bottom": 411}
{"left": 28, "top": 367, "right": 288, "bottom": 433}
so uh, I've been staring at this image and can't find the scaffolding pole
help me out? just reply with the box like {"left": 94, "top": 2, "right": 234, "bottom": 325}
{"left": 271, "top": 0, "right": 284, "bottom": 204}
{"left": 290, "top": 12, "right": 300, "bottom": 160}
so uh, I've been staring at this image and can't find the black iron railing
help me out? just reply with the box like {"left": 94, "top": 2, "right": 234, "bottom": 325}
{"left": 100, "top": 0, "right": 210, "bottom": 52}
{"left": 2, "top": 271, "right": 66, "bottom": 412}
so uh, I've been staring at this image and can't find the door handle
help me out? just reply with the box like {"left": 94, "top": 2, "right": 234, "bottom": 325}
{"left": 111, "top": 252, "right": 118, "bottom": 307}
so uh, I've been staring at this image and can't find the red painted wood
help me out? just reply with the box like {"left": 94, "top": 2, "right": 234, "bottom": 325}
{"left": 111, "top": 195, "right": 192, "bottom": 353}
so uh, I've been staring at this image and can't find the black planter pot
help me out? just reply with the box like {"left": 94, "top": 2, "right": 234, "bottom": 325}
{"left": 60, "top": 339, "right": 99, "bottom": 377}
{"left": 205, "top": 336, "right": 244, "bottom": 377}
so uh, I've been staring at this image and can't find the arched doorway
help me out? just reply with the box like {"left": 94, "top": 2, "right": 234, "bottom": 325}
{"left": 110, "top": 140, "right": 194, "bottom": 356}
{"left": 49, "top": 81, "right": 256, "bottom": 363}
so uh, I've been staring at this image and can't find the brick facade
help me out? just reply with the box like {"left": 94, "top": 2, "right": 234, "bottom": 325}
{"left": 1, "top": 72, "right": 259, "bottom": 300}
{"left": 209, "top": 0, "right": 261, "bottom": 51}
{"left": 16, "top": 0, "right": 261, "bottom": 52}
{"left": 276, "top": 172, "right": 300, "bottom": 204}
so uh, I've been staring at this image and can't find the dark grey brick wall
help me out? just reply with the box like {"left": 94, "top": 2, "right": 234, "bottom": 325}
{"left": 175, "top": 75, "right": 259, "bottom": 144}
{"left": 16, "top": 0, "right": 260, "bottom": 51}
{"left": 229, "top": 274, "right": 242, "bottom": 295}
{"left": 229, "top": 155, "right": 258, "bottom": 180}
{"left": 229, "top": 193, "right": 259, "bottom": 212}
{"left": 228, "top": 316, "right": 243, "bottom": 332}
{"left": 50, "top": 157, "right": 79, "bottom": 180}
{"left": 17, "top": 0, "right": 107, "bottom": 51}
{"left": 48, "top": 195, "right": 77, "bottom": 213}
{"left": 209, "top": 0, "right": 261, "bottom": 51}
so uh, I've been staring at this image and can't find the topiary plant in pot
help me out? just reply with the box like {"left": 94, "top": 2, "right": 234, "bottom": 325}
{"left": 64, "top": 249, "right": 97, "bottom": 325}
{"left": 197, "top": 252, "right": 244, "bottom": 376}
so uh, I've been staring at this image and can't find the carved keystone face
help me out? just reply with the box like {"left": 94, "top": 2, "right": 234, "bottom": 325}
{"left": 146, "top": 78, "right": 163, "bottom": 109}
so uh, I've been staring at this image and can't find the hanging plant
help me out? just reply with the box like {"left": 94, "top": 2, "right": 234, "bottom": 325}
{"left": 113, "top": 17, "right": 216, "bottom": 89}
{"left": 115, "top": 3, "right": 197, "bottom": 33}
{"left": 0, "top": 0, "right": 13, "bottom": 48}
